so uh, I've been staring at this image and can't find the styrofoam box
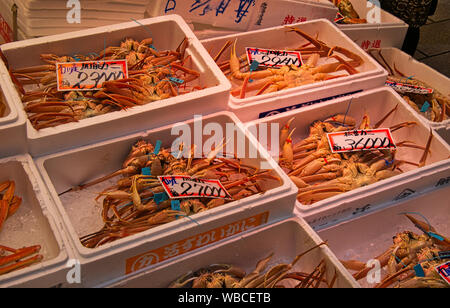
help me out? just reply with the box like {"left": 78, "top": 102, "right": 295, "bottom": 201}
{"left": 0, "top": 154, "right": 73, "bottom": 288}
{"left": 34, "top": 111, "right": 298, "bottom": 287}
{"left": 371, "top": 47, "right": 450, "bottom": 144}
{"left": 246, "top": 87, "right": 450, "bottom": 230}
{"left": 317, "top": 185, "right": 450, "bottom": 288}
{"left": 147, "top": 0, "right": 337, "bottom": 33}
{"left": 332, "top": 0, "right": 408, "bottom": 51}
{"left": 98, "top": 217, "right": 359, "bottom": 288}
{"left": 0, "top": 15, "right": 231, "bottom": 157}
{"left": 0, "top": 61, "right": 27, "bottom": 158}
{"left": 201, "top": 19, "right": 388, "bottom": 123}
{"left": 0, "top": 0, "right": 147, "bottom": 37}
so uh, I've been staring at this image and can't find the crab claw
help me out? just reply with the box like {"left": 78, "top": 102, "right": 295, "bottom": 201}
{"left": 418, "top": 128, "right": 433, "bottom": 168}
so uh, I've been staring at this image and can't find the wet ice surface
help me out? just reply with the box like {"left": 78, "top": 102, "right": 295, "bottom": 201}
{"left": 59, "top": 177, "right": 120, "bottom": 238}
{"left": 0, "top": 201, "right": 52, "bottom": 261}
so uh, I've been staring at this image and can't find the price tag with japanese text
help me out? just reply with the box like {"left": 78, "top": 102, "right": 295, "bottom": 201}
{"left": 327, "top": 128, "right": 397, "bottom": 153}
{"left": 246, "top": 47, "right": 303, "bottom": 68}
{"left": 56, "top": 59, "right": 128, "bottom": 91}
{"left": 158, "top": 176, "right": 233, "bottom": 200}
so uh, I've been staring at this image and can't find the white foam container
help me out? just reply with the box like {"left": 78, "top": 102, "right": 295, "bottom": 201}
{"left": 0, "top": 154, "right": 73, "bottom": 288}
{"left": 317, "top": 184, "right": 450, "bottom": 288}
{"left": 0, "top": 15, "right": 231, "bottom": 157}
{"left": 0, "top": 0, "right": 149, "bottom": 38}
{"left": 336, "top": 0, "right": 408, "bottom": 51}
{"left": 147, "top": 0, "right": 337, "bottom": 33}
{"left": 370, "top": 47, "right": 450, "bottom": 144}
{"left": 0, "top": 61, "right": 27, "bottom": 158}
{"left": 201, "top": 19, "right": 388, "bottom": 123}
{"left": 246, "top": 87, "right": 450, "bottom": 230}
{"left": 34, "top": 111, "right": 298, "bottom": 287}
{"left": 97, "top": 216, "right": 359, "bottom": 288}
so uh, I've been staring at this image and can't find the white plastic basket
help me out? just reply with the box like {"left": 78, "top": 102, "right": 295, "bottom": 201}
{"left": 0, "top": 154, "right": 73, "bottom": 288}
{"left": 0, "top": 15, "right": 231, "bottom": 157}
{"left": 317, "top": 185, "right": 450, "bottom": 288}
{"left": 98, "top": 216, "right": 359, "bottom": 288}
{"left": 246, "top": 87, "right": 450, "bottom": 230}
{"left": 201, "top": 19, "right": 388, "bottom": 122}
{"left": 34, "top": 111, "right": 298, "bottom": 287}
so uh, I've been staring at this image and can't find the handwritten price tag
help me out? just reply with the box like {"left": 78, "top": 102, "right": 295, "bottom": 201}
{"left": 327, "top": 128, "right": 397, "bottom": 153}
{"left": 385, "top": 80, "right": 434, "bottom": 95}
{"left": 436, "top": 261, "right": 450, "bottom": 285}
{"left": 56, "top": 60, "right": 128, "bottom": 91}
{"left": 246, "top": 47, "right": 303, "bottom": 68}
{"left": 158, "top": 176, "right": 233, "bottom": 200}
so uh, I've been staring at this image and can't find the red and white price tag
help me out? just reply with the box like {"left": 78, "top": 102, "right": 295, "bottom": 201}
{"left": 56, "top": 59, "right": 128, "bottom": 91}
{"left": 436, "top": 261, "right": 450, "bottom": 285}
{"left": 158, "top": 176, "right": 233, "bottom": 200}
{"left": 246, "top": 47, "right": 303, "bottom": 68}
{"left": 327, "top": 128, "right": 397, "bottom": 153}
{"left": 386, "top": 80, "right": 434, "bottom": 95}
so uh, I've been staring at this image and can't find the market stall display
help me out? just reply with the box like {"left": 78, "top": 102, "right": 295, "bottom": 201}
{"left": 0, "top": 3, "right": 447, "bottom": 289}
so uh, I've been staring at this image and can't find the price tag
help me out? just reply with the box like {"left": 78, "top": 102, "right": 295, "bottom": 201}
{"left": 158, "top": 176, "right": 233, "bottom": 200}
{"left": 334, "top": 12, "right": 345, "bottom": 23}
{"left": 435, "top": 261, "right": 450, "bottom": 285}
{"left": 327, "top": 128, "right": 397, "bottom": 153}
{"left": 246, "top": 47, "right": 303, "bottom": 68}
{"left": 56, "top": 59, "right": 128, "bottom": 91}
{"left": 385, "top": 80, "right": 433, "bottom": 95}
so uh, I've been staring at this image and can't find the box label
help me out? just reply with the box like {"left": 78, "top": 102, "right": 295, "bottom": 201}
{"left": 436, "top": 261, "right": 450, "bottom": 285}
{"left": 158, "top": 176, "right": 233, "bottom": 200}
{"left": 327, "top": 128, "right": 397, "bottom": 153}
{"left": 56, "top": 60, "right": 128, "bottom": 91}
{"left": 125, "top": 211, "right": 269, "bottom": 274}
{"left": 246, "top": 47, "right": 302, "bottom": 68}
{"left": 385, "top": 80, "right": 434, "bottom": 95}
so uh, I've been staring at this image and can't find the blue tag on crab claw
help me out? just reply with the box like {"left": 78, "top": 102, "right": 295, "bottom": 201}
{"left": 154, "top": 140, "right": 162, "bottom": 155}
{"left": 171, "top": 200, "right": 181, "bottom": 212}
{"left": 428, "top": 232, "right": 445, "bottom": 241}
{"left": 141, "top": 167, "right": 151, "bottom": 176}
{"left": 154, "top": 192, "right": 169, "bottom": 205}
{"left": 420, "top": 101, "right": 430, "bottom": 113}
{"left": 414, "top": 264, "right": 425, "bottom": 277}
